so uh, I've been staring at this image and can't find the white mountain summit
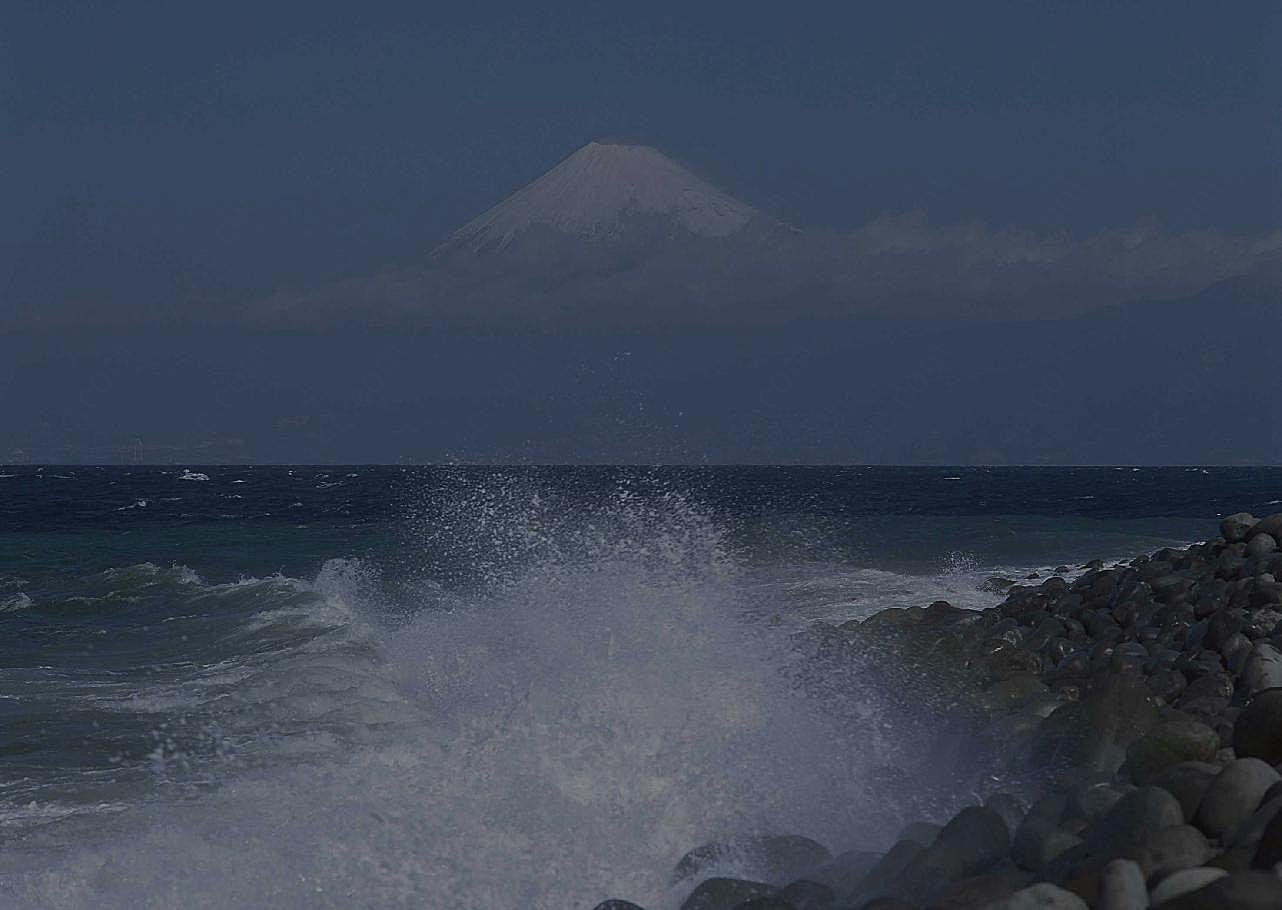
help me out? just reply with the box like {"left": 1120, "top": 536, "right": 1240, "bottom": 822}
{"left": 441, "top": 142, "right": 759, "bottom": 252}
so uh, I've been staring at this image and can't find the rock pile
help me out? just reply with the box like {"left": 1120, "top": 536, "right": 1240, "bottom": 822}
{"left": 594, "top": 512, "right": 1282, "bottom": 909}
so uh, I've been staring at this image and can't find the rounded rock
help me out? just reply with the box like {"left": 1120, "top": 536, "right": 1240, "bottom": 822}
{"left": 1221, "top": 514, "right": 1258, "bottom": 544}
{"left": 1156, "top": 870, "right": 1282, "bottom": 909}
{"left": 1088, "top": 786, "right": 1184, "bottom": 858}
{"left": 1249, "top": 514, "right": 1282, "bottom": 543}
{"left": 673, "top": 835, "right": 832, "bottom": 886}
{"left": 1149, "top": 867, "right": 1228, "bottom": 905}
{"left": 930, "top": 805, "right": 1012, "bottom": 877}
{"left": 1123, "top": 720, "right": 1219, "bottom": 786}
{"left": 1150, "top": 762, "right": 1220, "bottom": 822}
{"left": 1240, "top": 644, "right": 1282, "bottom": 697}
{"left": 1096, "top": 858, "right": 1146, "bottom": 910}
{"left": 989, "top": 882, "right": 1089, "bottom": 909}
{"left": 679, "top": 878, "right": 773, "bottom": 910}
{"left": 774, "top": 879, "right": 833, "bottom": 910}
{"left": 1143, "top": 824, "right": 1211, "bottom": 880}
{"left": 1234, "top": 689, "right": 1282, "bottom": 765}
{"left": 1193, "top": 758, "right": 1281, "bottom": 840}
{"left": 1250, "top": 801, "right": 1282, "bottom": 869}
{"left": 1246, "top": 534, "right": 1277, "bottom": 558}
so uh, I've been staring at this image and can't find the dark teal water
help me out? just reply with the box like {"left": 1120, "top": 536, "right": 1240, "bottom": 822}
{"left": 0, "top": 465, "right": 1278, "bottom": 908}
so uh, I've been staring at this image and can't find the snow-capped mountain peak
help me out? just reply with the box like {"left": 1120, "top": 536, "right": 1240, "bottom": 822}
{"left": 443, "top": 142, "right": 757, "bottom": 251}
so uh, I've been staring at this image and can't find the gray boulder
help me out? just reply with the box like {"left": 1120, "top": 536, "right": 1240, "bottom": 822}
{"left": 1227, "top": 795, "right": 1282, "bottom": 849}
{"left": 1157, "top": 871, "right": 1282, "bottom": 909}
{"left": 805, "top": 850, "right": 878, "bottom": 902}
{"left": 1246, "top": 533, "right": 1277, "bottom": 558}
{"left": 926, "top": 867, "right": 1031, "bottom": 909}
{"left": 988, "top": 882, "right": 1088, "bottom": 909}
{"left": 774, "top": 879, "right": 834, "bottom": 910}
{"left": 1240, "top": 643, "right": 1282, "bottom": 697}
{"left": 1151, "top": 761, "right": 1220, "bottom": 823}
{"left": 1087, "top": 786, "right": 1184, "bottom": 858}
{"left": 1249, "top": 513, "right": 1282, "bottom": 543}
{"left": 985, "top": 793, "right": 1027, "bottom": 836}
{"left": 1232, "top": 688, "right": 1282, "bottom": 765}
{"left": 929, "top": 805, "right": 1012, "bottom": 877}
{"left": 1250, "top": 802, "right": 1282, "bottom": 869}
{"left": 1096, "top": 858, "right": 1147, "bottom": 910}
{"left": 1123, "top": 719, "right": 1219, "bottom": 786}
{"left": 1143, "top": 824, "right": 1211, "bottom": 880}
{"left": 1194, "top": 758, "right": 1280, "bottom": 840}
{"left": 1221, "top": 513, "right": 1258, "bottom": 543}
{"left": 673, "top": 835, "right": 831, "bottom": 886}
{"left": 1149, "top": 867, "right": 1228, "bottom": 905}
{"left": 852, "top": 840, "right": 922, "bottom": 898}
{"left": 896, "top": 821, "right": 941, "bottom": 847}
{"left": 679, "top": 877, "right": 772, "bottom": 910}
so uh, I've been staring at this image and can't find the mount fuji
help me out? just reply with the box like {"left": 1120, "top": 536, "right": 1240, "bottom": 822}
{"left": 442, "top": 142, "right": 760, "bottom": 250}
{"left": 261, "top": 142, "right": 823, "bottom": 326}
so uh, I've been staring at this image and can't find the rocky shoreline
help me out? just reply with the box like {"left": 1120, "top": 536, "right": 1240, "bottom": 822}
{"left": 596, "top": 511, "right": 1282, "bottom": 910}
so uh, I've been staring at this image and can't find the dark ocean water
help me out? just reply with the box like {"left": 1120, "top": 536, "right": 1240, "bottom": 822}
{"left": 1, "top": 465, "right": 1279, "bottom": 908}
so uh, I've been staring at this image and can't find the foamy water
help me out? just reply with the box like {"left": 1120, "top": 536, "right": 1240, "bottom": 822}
{"left": 0, "top": 465, "right": 1248, "bottom": 908}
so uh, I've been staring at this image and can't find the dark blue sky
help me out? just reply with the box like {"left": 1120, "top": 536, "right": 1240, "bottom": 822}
{"left": 3, "top": 1, "right": 1280, "bottom": 303}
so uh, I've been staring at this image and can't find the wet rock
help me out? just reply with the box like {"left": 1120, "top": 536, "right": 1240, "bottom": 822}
{"left": 985, "top": 793, "right": 1027, "bottom": 836}
{"left": 1123, "top": 719, "right": 1219, "bottom": 785}
{"left": 1030, "top": 675, "right": 1160, "bottom": 774}
{"left": 988, "top": 882, "right": 1088, "bottom": 909}
{"left": 853, "top": 841, "right": 923, "bottom": 898}
{"left": 898, "top": 822, "right": 942, "bottom": 847}
{"left": 1146, "top": 670, "right": 1187, "bottom": 703}
{"left": 1096, "top": 858, "right": 1146, "bottom": 910}
{"left": 1239, "top": 643, "right": 1282, "bottom": 697}
{"left": 680, "top": 877, "right": 773, "bottom": 910}
{"left": 728, "top": 900, "right": 794, "bottom": 910}
{"left": 1245, "top": 533, "right": 1277, "bottom": 558}
{"left": 1143, "top": 824, "right": 1211, "bottom": 880}
{"left": 1011, "top": 795, "right": 1070, "bottom": 871}
{"left": 1156, "top": 870, "right": 1282, "bottom": 909}
{"left": 1087, "top": 787, "right": 1183, "bottom": 858}
{"left": 806, "top": 850, "right": 879, "bottom": 901}
{"left": 1227, "top": 795, "right": 1282, "bottom": 851}
{"left": 930, "top": 806, "right": 1012, "bottom": 877}
{"left": 774, "top": 879, "right": 833, "bottom": 910}
{"left": 673, "top": 835, "right": 832, "bottom": 886}
{"left": 1067, "top": 783, "right": 1127, "bottom": 821}
{"left": 1149, "top": 867, "right": 1228, "bottom": 905}
{"left": 926, "top": 867, "right": 1031, "bottom": 909}
{"left": 593, "top": 902, "right": 647, "bottom": 910}
{"left": 1249, "top": 801, "right": 1282, "bottom": 868}
{"left": 855, "top": 899, "right": 913, "bottom": 910}
{"left": 1221, "top": 514, "right": 1258, "bottom": 544}
{"left": 1251, "top": 513, "right": 1282, "bottom": 538}
{"left": 1193, "top": 757, "right": 1278, "bottom": 840}
{"left": 1150, "top": 762, "right": 1220, "bottom": 822}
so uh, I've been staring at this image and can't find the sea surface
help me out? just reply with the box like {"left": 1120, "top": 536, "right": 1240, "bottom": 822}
{"left": 1, "top": 465, "right": 1279, "bottom": 908}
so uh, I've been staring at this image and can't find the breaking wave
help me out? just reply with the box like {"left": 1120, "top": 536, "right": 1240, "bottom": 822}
{"left": 0, "top": 476, "right": 1034, "bottom": 908}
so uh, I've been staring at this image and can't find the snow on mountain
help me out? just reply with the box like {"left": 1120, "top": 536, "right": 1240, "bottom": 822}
{"left": 441, "top": 142, "right": 758, "bottom": 252}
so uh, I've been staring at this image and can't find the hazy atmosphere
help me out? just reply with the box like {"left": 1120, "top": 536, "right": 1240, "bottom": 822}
{"left": 8, "top": 7, "right": 1282, "bottom": 910}
{"left": 3, "top": 2, "right": 1279, "bottom": 463}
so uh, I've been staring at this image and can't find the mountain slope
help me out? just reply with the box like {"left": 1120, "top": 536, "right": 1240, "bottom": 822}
{"left": 441, "top": 142, "right": 759, "bottom": 252}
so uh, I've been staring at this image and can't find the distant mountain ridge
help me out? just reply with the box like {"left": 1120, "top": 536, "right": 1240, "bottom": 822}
{"left": 257, "top": 140, "right": 1282, "bottom": 328}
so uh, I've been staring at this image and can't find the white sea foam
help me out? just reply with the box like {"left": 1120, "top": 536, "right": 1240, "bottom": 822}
{"left": 0, "top": 491, "right": 930, "bottom": 910}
